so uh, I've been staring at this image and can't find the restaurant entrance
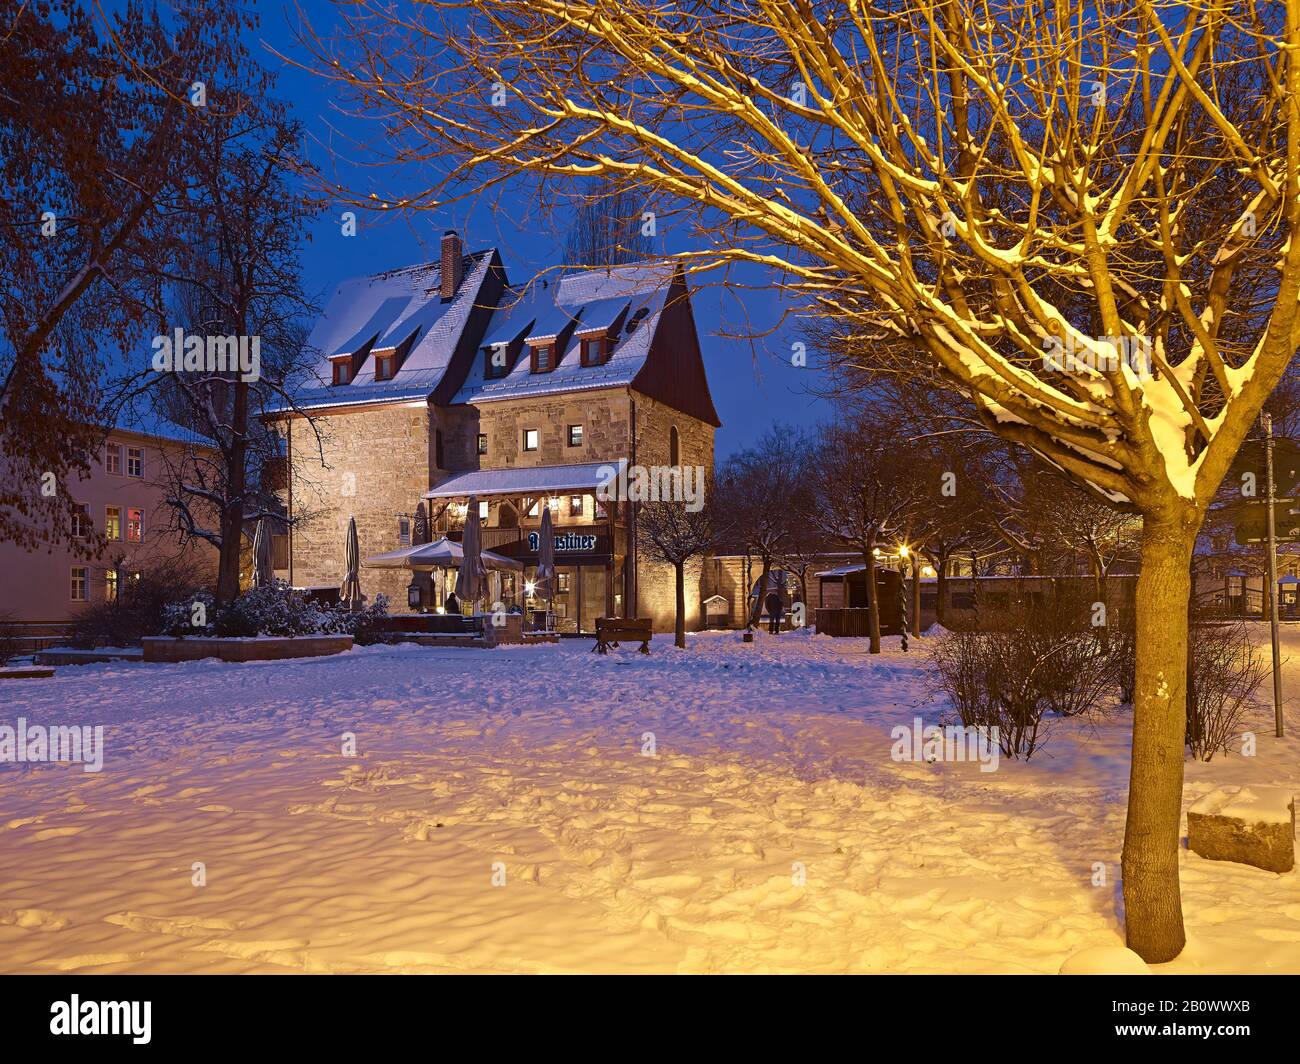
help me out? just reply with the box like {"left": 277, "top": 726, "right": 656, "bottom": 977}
{"left": 522, "top": 564, "right": 610, "bottom": 634}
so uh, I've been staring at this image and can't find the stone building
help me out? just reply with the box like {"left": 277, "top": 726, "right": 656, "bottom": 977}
{"left": 271, "top": 233, "right": 721, "bottom": 634}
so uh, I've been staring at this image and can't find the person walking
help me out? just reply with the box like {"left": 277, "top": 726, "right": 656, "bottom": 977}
{"left": 764, "top": 588, "right": 783, "bottom": 635}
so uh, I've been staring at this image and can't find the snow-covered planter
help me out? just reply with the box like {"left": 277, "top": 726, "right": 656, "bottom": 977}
{"left": 142, "top": 634, "right": 353, "bottom": 663}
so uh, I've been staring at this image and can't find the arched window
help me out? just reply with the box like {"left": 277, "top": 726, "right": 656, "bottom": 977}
{"left": 669, "top": 425, "right": 680, "bottom": 466}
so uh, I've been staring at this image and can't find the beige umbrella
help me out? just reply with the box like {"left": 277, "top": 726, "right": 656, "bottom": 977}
{"left": 251, "top": 517, "right": 273, "bottom": 589}
{"left": 536, "top": 504, "right": 556, "bottom": 628}
{"left": 340, "top": 515, "right": 362, "bottom": 610}
{"left": 455, "top": 496, "right": 487, "bottom": 611}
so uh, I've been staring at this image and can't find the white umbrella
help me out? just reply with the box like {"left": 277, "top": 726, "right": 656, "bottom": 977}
{"left": 340, "top": 515, "right": 362, "bottom": 610}
{"left": 251, "top": 517, "right": 273, "bottom": 589}
{"left": 536, "top": 504, "right": 556, "bottom": 628}
{"left": 455, "top": 496, "right": 487, "bottom": 611}
{"left": 363, "top": 537, "right": 521, "bottom": 572}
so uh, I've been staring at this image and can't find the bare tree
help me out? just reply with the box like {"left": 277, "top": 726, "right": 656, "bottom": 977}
{"left": 138, "top": 94, "right": 319, "bottom": 604}
{"left": 301, "top": 0, "right": 1300, "bottom": 961}
{"left": 811, "top": 415, "right": 920, "bottom": 652}
{"left": 0, "top": 0, "right": 258, "bottom": 552}
{"left": 718, "top": 427, "right": 806, "bottom": 632}
{"left": 638, "top": 488, "right": 724, "bottom": 648}
{"left": 563, "top": 176, "right": 655, "bottom": 268}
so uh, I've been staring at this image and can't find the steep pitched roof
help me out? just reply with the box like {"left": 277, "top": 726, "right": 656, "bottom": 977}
{"left": 275, "top": 250, "right": 500, "bottom": 413}
{"left": 452, "top": 263, "right": 673, "bottom": 406}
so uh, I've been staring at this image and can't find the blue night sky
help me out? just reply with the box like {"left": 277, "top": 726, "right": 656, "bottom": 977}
{"left": 249, "top": 2, "right": 832, "bottom": 458}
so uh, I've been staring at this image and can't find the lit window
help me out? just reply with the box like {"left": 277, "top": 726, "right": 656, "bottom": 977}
{"left": 71, "top": 504, "right": 89, "bottom": 539}
{"left": 526, "top": 498, "right": 540, "bottom": 518}
{"left": 595, "top": 497, "right": 607, "bottom": 519}
{"left": 71, "top": 567, "right": 87, "bottom": 601}
{"left": 106, "top": 569, "right": 118, "bottom": 602}
{"left": 127, "top": 446, "right": 144, "bottom": 477}
{"left": 105, "top": 506, "right": 121, "bottom": 541}
{"left": 126, "top": 507, "right": 144, "bottom": 543}
{"left": 568, "top": 424, "right": 583, "bottom": 447}
{"left": 478, "top": 500, "right": 489, "bottom": 522}
{"left": 477, "top": 433, "right": 488, "bottom": 455}
{"left": 399, "top": 517, "right": 411, "bottom": 546}
{"left": 530, "top": 343, "right": 554, "bottom": 373}
{"left": 569, "top": 495, "right": 583, "bottom": 517}
{"left": 105, "top": 444, "right": 122, "bottom": 475}
{"left": 523, "top": 429, "right": 539, "bottom": 452}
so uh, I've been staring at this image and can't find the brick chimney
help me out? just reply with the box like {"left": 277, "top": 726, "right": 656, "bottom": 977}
{"left": 440, "top": 231, "right": 463, "bottom": 300}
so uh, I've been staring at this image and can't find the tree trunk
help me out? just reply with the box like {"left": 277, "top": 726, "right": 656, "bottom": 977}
{"left": 215, "top": 378, "right": 250, "bottom": 605}
{"left": 911, "top": 556, "right": 922, "bottom": 638}
{"left": 863, "top": 545, "right": 881, "bottom": 653}
{"left": 674, "top": 560, "right": 686, "bottom": 648}
{"left": 1121, "top": 511, "right": 1197, "bottom": 963}
{"left": 748, "top": 556, "right": 770, "bottom": 629}
{"left": 935, "top": 554, "right": 948, "bottom": 626}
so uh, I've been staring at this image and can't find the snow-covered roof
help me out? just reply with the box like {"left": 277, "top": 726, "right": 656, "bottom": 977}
{"left": 273, "top": 252, "right": 496, "bottom": 413}
{"left": 425, "top": 462, "right": 613, "bottom": 499}
{"left": 817, "top": 564, "right": 867, "bottom": 577}
{"left": 452, "top": 263, "right": 673, "bottom": 406}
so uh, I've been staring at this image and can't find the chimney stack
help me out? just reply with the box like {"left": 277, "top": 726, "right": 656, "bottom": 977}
{"left": 440, "top": 231, "right": 463, "bottom": 300}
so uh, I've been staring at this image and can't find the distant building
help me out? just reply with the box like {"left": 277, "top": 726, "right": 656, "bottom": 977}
{"left": 0, "top": 425, "right": 219, "bottom": 637}
{"left": 270, "top": 234, "right": 721, "bottom": 634}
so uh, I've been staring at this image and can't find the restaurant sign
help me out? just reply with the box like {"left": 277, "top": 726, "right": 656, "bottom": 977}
{"left": 528, "top": 531, "right": 599, "bottom": 553}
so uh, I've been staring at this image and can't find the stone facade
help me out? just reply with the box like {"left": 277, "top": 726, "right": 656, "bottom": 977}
{"left": 283, "top": 402, "right": 433, "bottom": 608}
{"left": 629, "top": 393, "right": 715, "bottom": 632}
{"left": 477, "top": 389, "right": 632, "bottom": 468}
{"left": 280, "top": 388, "right": 718, "bottom": 633}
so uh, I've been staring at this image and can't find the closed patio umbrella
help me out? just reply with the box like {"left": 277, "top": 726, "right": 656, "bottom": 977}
{"left": 455, "top": 496, "right": 487, "bottom": 611}
{"left": 536, "top": 504, "right": 556, "bottom": 629}
{"left": 340, "top": 515, "right": 362, "bottom": 610}
{"left": 251, "top": 517, "right": 273, "bottom": 589}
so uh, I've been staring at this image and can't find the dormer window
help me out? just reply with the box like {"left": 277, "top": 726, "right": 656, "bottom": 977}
{"left": 485, "top": 341, "right": 511, "bottom": 379}
{"left": 375, "top": 352, "right": 397, "bottom": 381}
{"left": 331, "top": 357, "right": 352, "bottom": 386}
{"left": 530, "top": 342, "right": 555, "bottom": 373}
{"left": 580, "top": 334, "right": 609, "bottom": 367}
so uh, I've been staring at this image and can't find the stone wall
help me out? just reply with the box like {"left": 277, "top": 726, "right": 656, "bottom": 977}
{"left": 475, "top": 389, "right": 632, "bottom": 467}
{"left": 284, "top": 402, "right": 432, "bottom": 608}
{"left": 280, "top": 388, "right": 719, "bottom": 633}
{"left": 630, "top": 393, "right": 715, "bottom": 632}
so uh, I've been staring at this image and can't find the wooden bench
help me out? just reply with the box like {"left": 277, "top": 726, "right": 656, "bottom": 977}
{"left": 593, "top": 617, "right": 653, "bottom": 655}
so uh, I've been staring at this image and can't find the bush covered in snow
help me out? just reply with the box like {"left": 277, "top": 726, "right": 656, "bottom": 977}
{"left": 70, "top": 563, "right": 211, "bottom": 648}
{"left": 159, "top": 582, "right": 392, "bottom": 643}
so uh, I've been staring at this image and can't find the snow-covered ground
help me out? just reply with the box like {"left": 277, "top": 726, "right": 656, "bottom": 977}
{"left": 1, "top": 627, "right": 1297, "bottom": 974}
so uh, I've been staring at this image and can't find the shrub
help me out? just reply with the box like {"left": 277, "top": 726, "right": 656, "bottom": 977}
{"left": 69, "top": 563, "right": 209, "bottom": 647}
{"left": 1186, "top": 619, "right": 1266, "bottom": 761}
{"left": 0, "top": 608, "right": 19, "bottom": 665}
{"left": 931, "top": 588, "right": 1120, "bottom": 759}
{"left": 932, "top": 628, "right": 1056, "bottom": 760}
{"left": 159, "top": 582, "right": 391, "bottom": 642}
